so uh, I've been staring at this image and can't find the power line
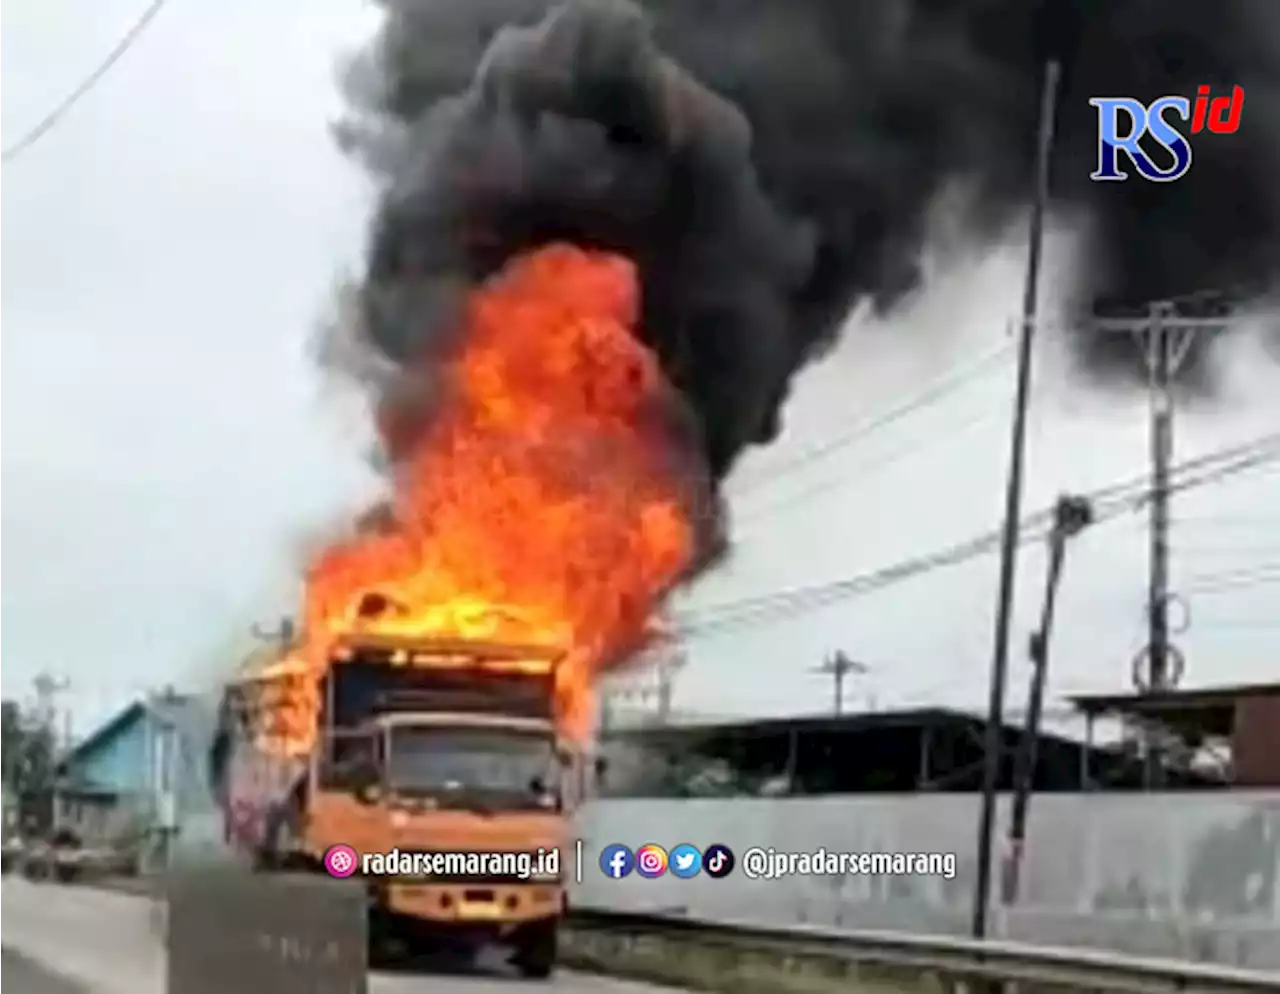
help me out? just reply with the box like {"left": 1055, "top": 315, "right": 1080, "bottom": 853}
{"left": 676, "top": 432, "right": 1280, "bottom": 638}
{"left": 710, "top": 447, "right": 1276, "bottom": 636}
{"left": 728, "top": 340, "right": 1015, "bottom": 499}
{"left": 1172, "top": 514, "right": 1280, "bottom": 530}
{"left": 735, "top": 335, "right": 1088, "bottom": 534}
{"left": 1182, "top": 563, "right": 1280, "bottom": 595}
{"left": 737, "top": 427, "right": 1280, "bottom": 619}
{"left": 735, "top": 399, "right": 1004, "bottom": 531}
{"left": 1175, "top": 545, "right": 1280, "bottom": 556}
{"left": 2, "top": 0, "right": 170, "bottom": 165}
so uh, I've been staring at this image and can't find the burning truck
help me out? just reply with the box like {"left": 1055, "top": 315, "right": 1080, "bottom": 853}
{"left": 208, "top": 242, "right": 697, "bottom": 975}
{"left": 209, "top": 609, "right": 587, "bottom": 976}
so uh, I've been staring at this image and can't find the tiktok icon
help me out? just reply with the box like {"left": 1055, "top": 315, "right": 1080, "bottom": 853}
{"left": 702, "top": 844, "right": 736, "bottom": 879}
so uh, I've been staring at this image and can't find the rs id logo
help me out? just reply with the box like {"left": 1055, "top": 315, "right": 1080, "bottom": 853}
{"left": 1090, "top": 85, "right": 1244, "bottom": 183}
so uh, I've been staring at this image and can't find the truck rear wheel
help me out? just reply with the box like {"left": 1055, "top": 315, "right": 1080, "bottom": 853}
{"left": 512, "top": 920, "right": 557, "bottom": 979}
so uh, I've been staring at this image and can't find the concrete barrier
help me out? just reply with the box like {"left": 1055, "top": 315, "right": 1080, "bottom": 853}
{"left": 559, "top": 911, "right": 1280, "bottom": 994}
{"left": 561, "top": 922, "right": 942, "bottom": 994}
{"left": 165, "top": 869, "right": 368, "bottom": 994}
{"left": 0, "top": 948, "right": 95, "bottom": 994}
{"left": 85, "top": 874, "right": 1276, "bottom": 992}
{"left": 571, "top": 794, "right": 1280, "bottom": 971}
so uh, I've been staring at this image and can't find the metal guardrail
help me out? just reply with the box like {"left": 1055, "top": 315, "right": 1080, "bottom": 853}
{"left": 566, "top": 908, "right": 1280, "bottom": 993}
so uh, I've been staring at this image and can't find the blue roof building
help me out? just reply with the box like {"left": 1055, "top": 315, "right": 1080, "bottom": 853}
{"left": 55, "top": 690, "right": 218, "bottom": 864}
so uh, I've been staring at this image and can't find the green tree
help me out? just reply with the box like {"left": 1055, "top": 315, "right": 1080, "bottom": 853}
{"left": 2, "top": 700, "right": 22, "bottom": 787}
{"left": 3, "top": 699, "right": 56, "bottom": 789}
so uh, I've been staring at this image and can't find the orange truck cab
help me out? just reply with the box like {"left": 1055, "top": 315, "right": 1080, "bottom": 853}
{"left": 212, "top": 634, "right": 582, "bottom": 978}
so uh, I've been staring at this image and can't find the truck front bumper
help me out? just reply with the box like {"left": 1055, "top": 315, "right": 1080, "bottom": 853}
{"left": 372, "top": 880, "right": 563, "bottom": 930}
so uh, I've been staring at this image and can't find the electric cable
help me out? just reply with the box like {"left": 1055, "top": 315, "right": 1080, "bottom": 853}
{"left": 3, "top": 0, "right": 170, "bottom": 165}
{"left": 676, "top": 432, "right": 1280, "bottom": 638}
{"left": 695, "top": 431, "right": 1279, "bottom": 627}
{"left": 735, "top": 346, "right": 1092, "bottom": 534}
{"left": 729, "top": 340, "right": 1015, "bottom": 499}
{"left": 699, "top": 447, "right": 1278, "bottom": 638}
{"left": 1182, "top": 563, "right": 1280, "bottom": 596}
{"left": 735, "top": 400, "right": 1005, "bottom": 531}
{"left": 1172, "top": 514, "right": 1280, "bottom": 530}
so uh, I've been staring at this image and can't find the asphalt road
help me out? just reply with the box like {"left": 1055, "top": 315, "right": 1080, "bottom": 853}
{"left": 0, "top": 879, "right": 683, "bottom": 994}
{"left": 2, "top": 948, "right": 94, "bottom": 994}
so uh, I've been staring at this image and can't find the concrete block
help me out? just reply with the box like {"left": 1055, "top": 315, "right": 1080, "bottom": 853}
{"left": 165, "top": 869, "right": 367, "bottom": 994}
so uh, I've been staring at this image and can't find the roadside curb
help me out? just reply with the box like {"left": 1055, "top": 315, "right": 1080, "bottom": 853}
{"left": 66, "top": 877, "right": 923, "bottom": 991}
{"left": 1, "top": 945, "right": 97, "bottom": 994}
{"left": 560, "top": 923, "right": 938, "bottom": 994}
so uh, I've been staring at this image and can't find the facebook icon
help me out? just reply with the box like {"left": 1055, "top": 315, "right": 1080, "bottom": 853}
{"left": 598, "top": 844, "right": 635, "bottom": 879}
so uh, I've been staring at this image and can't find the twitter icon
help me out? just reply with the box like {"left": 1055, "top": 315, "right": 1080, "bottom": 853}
{"left": 668, "top": 844, "right": 702, "bottom": 879}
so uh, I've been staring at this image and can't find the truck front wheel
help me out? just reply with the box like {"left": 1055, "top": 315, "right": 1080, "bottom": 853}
{"left": 512, "top": 920, "right": 558, "bottom": 979}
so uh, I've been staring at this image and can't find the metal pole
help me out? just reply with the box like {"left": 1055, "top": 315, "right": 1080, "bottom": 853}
{"left": 599, "top": 692, "right": 613, "bottom": 735}
{"left": 1000, "top": 495, "right": 1091, "bottom": 905}
{"left": 1002, "top": 532, "right": 1063, "bottom": 905}
{"left": 971, "top": 56, "right": 1061, "bottom": 941}
{"left": 816, "top": 652, "right": 865, "bottom": 717}
{"left": 1145, "top": 306, "right": 1173, "bottom": 788}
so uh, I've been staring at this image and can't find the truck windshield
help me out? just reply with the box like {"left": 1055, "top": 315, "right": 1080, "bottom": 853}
{"left": 386, "top": 727, "right": 557, "bottom": 809}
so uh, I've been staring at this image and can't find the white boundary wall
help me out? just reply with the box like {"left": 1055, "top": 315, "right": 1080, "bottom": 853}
{"left": 571, "top": 792, "right": 1280, "bottom": 970}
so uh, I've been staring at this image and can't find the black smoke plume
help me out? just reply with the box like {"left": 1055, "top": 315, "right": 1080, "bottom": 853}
{"left": 333, "top": 0, "right": 1280, "bottom": 481}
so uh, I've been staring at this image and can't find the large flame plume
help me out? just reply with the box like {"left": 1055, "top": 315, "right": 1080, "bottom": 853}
{"left": 293, "top": 244, "right": 708, "bottom": 740}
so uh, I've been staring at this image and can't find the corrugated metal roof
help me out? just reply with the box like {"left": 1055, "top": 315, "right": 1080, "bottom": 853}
{"left": 58, "top": 701, "right": 148, "bottom": 770}
{"left": 60, "top": 691, "right": 213, "bottom": 771}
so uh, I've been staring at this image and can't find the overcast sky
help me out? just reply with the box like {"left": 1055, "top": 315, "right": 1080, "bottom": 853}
{"left": 3, "top": 0, "right": 1277, "bottom": 740}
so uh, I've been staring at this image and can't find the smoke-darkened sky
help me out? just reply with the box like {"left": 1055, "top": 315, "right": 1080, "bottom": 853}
{"left": 337, "top": 0, "right": 1280, "bottom": 486}
{"left": 3, "top": 0, "right": 1278, "bottom": 737}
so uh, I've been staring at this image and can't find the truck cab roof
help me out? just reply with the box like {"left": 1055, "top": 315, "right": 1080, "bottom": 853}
{"left": 329, "top": 632, "right": 565, "bottom": 671}
{"left": 373, "top": 711, "right": 555, "bottom": 734}
{"left": 324, "top": 649, "right": 562, "bottom": 727}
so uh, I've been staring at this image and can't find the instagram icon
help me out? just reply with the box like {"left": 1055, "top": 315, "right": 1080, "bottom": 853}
{"left": 635, "top": 844, "right": 668, "bottom": 879}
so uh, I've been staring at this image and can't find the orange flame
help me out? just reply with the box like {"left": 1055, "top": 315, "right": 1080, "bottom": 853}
{"left": 293, "top": 244, "right": 698, "bottom": 740}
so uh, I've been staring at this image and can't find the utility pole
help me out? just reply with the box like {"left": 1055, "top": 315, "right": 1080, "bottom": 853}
{"left": 31, "top": 673, "right": 69, "bottom": 736}
{"left": 814, "top": 651, "right": 867, "bottom": 716}
{"left": 1088, "top": 296, "right": 1233, "bottom": 786}
{"left": 251, "top": 617, "right": 295, "bottom": 644}
{"left": 146, "top": 687, "right": 180, "bottom": 871}
{"left": 653, "top": 635, "right": 686, "bottom": 726}
{"left": 1001, "top": 494, "right": 1093, "bottom": 905}
{"left": 30, "top": 672, "right": 69, "bottom": 835}
{"left": 599, "top": 689, "right": 615, "bottom": 735}
{"left": 1145, "top": 304, "right": 1176, "bottom": 787}
{"left": 972, "top": 55, "right": 1062, "bottom": 942}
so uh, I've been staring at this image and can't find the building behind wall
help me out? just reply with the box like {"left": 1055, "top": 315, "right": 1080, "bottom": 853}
{"left": 55, "top": 689, "right": 216, "bottom": 868}
{"left": 598, "top": 681, "right": 1280, "bottom": 798}
{"left": 580, "top": 683, "right": 1280, "bottom": 969}
{"left": 595, "top": 706, "right": 1199, "bottom": 798}
{"left": 1069, "top": 681, "right": 1280, "bottom": 789}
